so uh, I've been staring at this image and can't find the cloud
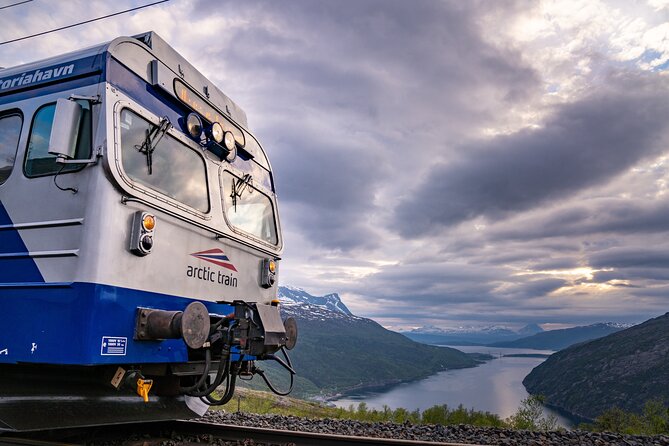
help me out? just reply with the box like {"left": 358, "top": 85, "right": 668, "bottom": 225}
{"left": 490, "top": 197, "right": 669, "bottom": 241}
{"left": 394, "top": 72, "right": 669, "bottom": 237}
{"left": 189, "top": 0, "right": 542, "bottom": 253}
{"left": 589, "top": 247, "right": 669, "bottom": 269}
{"left": 2, "top": 0, "right": 668, "bottom": 329}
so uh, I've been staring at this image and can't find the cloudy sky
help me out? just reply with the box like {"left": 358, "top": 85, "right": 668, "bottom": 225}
{"left": 2, "top": 0, "right": 669, "bottom": 330}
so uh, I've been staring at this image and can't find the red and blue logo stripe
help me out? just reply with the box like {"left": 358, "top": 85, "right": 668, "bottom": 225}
{"left": 190, "top": 248, "right": 238, "bottom": 272}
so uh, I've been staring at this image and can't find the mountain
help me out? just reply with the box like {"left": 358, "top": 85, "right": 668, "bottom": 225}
{"left": 523, "top": 313, "right": 669, "bottom": 420}
{"left": 268, "top": 286, "right": 479, "bottom": 398}
{"left": 279, "top": 285, "right": 353, "bottom": 316}
{"left": 517, "top": 323, "right": 544, "bottom": 336}
{"left": 490, "top": 323, "right": 628, "bottom": 350}
{"left": 401, "top": 323, "right": 543, "bottom": 346}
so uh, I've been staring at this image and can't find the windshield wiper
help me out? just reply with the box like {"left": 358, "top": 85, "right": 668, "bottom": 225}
{"left": 135, "top": 116, "right": 171, "bottom": 175}
{"left": 231, "top": 174, "right": 253, "bottom": 211}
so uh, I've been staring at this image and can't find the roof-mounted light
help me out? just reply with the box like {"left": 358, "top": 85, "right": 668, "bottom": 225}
{"left": 210, "top": 121, "right": 224, "bottom": 144}
{"left": 224, "top": 131, "right": 237, "bottom": 162}
{"left": 186, "top": 113, "right": 203, "bottom": 139}
{"left": 223, "top": 131, "right": 235, "bottom": 151}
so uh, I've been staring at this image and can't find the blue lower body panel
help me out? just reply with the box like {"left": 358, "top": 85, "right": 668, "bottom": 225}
{"left": 0, "top": 282, "right": 233, "bottom": 365}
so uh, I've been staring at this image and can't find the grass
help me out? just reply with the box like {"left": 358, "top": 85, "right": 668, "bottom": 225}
{"left": 212, "top": 389, "right": 554, "bottom": 430}
{"left": 218, "top": 388, "right": 339, "bottom": 418}
{"left": 216, "top": 387, "right": 669, "bottom": 436}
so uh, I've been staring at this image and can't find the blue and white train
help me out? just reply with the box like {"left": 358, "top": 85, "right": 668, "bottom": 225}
{"left": 0, "top": 32, "right": 296, "bottom": 431}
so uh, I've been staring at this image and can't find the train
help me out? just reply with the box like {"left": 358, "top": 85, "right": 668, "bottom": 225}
{"left": 0, "top": 32, "right": 297, "bottom": 431}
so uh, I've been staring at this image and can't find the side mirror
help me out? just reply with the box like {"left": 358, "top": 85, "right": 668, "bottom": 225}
{"left": 48, "top": 98, "right": 82, "bottom": 160}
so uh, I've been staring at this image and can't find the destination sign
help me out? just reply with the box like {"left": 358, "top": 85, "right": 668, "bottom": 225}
{"left": 0, "top": 55, "right": 103, "bottom": 96}
{"left": 174, "top": 79, "right": 245, "bottom": 147}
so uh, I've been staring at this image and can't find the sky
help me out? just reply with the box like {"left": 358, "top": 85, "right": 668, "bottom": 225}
{"left": 2, "top": 0, "right": 669, "bottom": 330}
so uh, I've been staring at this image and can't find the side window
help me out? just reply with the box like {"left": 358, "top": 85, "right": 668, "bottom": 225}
{"left": 24, "top": 101, "right": 91, "bottom": 177}
{"left": 0, "top": 113, "right": 23, "bottom": 184}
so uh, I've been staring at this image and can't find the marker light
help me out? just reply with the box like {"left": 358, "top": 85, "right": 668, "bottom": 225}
{"left": 210, "top": 122, "right": 224, "bottom": 144}
{"left": 142, "top": 214, "right": 156, "bottom": 231}
{"left": 260, "top": 258, "right": 276, "bottom": 288}
{"left": 186, "top": 113, "right": 203, "bottom": 139}
{"left": 130, "top": 211, "right": 156, "bottom": 256}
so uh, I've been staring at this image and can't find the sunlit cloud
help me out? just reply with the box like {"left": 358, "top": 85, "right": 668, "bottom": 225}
{"left": 1, "top": 0, "right": 667, "bottom": 328}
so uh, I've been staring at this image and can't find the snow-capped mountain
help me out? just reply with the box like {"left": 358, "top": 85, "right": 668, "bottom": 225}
{"left": 518, "top": 323, "right": 544, "bottom": 336}
{"left": 408, "top": 325, "right": 518, "bottom": 336}
{"left": 278, "top": 285, "right": 359, "bottom": 321}
{"left": 401, "top": 322, "right": 545, "bottom": 346}
{"left": 598, "top": 322, "right": 635, "bottom": 329}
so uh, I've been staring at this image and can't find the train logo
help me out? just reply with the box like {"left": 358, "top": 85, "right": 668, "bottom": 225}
{"left": 190, "top": 248, "right": 238, "bottom": 272}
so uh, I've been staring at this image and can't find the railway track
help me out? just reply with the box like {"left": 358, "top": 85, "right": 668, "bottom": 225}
{"left": 0, "top": 420, "right": 490, "bottom": 446}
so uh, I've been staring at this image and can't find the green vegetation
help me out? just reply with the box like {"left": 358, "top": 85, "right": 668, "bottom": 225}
{"left": 580, "top": 399, "right": 669, "bottom": 435}
{"left": 507, "top": 395, "right": 559, "bottom": 431}
{"left": 216, "top": 389, "right": 562, "bottom": 431}
{"left": 523, "top": 312, "right": 669, "bottom": 419}
{"left": 288, "top": 316, "right": 478, "bottom": 394}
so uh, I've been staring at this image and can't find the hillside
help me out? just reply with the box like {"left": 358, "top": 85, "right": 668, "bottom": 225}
{"left": 260, "top": 287, "right": 478, "bottom": 398}
{"left": 490, "top": 323, "right": 627, "bottom": 350}
{"left": 523, "top": 312, "right": 669, "bottom": 420}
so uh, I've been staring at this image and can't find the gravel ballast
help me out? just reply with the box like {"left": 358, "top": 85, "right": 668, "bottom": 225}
{"left": 202, "top": 412, "right": 669, "bottom": 446}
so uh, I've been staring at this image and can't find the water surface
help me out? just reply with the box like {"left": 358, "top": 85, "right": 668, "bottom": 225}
{"left": 332, "top": 346, "right": 574, "bottom": 427}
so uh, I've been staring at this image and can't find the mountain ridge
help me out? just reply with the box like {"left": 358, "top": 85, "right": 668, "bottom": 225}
{"left": 400, "top": 323, "right": 543, "bottom": 346}
{"left": 523, "top": 312, "right": 669, "bottom": 420}
{"left": 490, "top": 322, "right": 629, "bottom": 350}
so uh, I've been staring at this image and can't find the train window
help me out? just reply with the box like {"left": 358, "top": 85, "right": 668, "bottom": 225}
{"left": 221, "top": 170, "right": 278, "bottom": 245}
{"left": 24, "top": 101, "right": 91, "bottom": 177}
{"left": 0, "top": 113, "right": 22, "bottom": 185}
{"left": 120, "top": 109, "right": 209, "bottom": 212}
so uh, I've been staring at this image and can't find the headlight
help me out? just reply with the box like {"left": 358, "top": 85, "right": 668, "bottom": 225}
{"left": 223, "top": 131, "right": 235, "bottom": 151}
{"left": 224, "top": 131, "right": 237, "bottom": 162}
{"left": 186, "top": 113, "right": 203, "bottom": 139}
{"left": 210, "top": 121, "right": 224, "bottom": 144}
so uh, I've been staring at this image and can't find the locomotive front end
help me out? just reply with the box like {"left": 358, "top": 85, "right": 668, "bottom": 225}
{"left": 0, "top": 32, "right": 296, "bottom": 431}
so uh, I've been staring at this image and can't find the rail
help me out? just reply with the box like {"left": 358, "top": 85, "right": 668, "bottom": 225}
{"left": 0, "top": 419, "right": 491, "bottom": 446}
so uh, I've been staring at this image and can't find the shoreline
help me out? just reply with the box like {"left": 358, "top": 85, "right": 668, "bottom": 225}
{"left": 323, "top": 360, "right": 483, "bottom": 402}
{"left": 325, "top": 346, "right": 579, "bottom": 428}
{"left": 324, "top": 345, "right": 551, "bottom": 402}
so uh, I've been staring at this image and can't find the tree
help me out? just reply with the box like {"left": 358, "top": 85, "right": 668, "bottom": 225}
{"left": 508, "top": 395, "right": 559, "bottom": 431}
{"left": 641, "top": 399, "right": 669, "bottom": 435}
{"left": 592, "top": 407, "right": 632, "bottom": 433}
{"left": 422, "top": 405, "right": 448, "bottom": 425}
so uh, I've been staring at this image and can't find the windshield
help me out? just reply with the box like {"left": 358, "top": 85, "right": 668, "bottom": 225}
{"left": 221, "top": 170, "right": 278, "bottom": 245}
{"left": 120, "top": 108, "right": 209, "bottom": 212}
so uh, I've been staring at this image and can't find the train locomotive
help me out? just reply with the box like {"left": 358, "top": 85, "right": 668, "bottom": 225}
{"left": 0, "top": 32, "right": 297, "bottom": 431}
